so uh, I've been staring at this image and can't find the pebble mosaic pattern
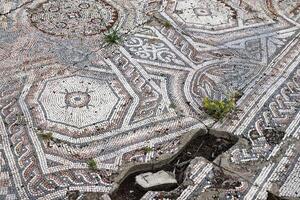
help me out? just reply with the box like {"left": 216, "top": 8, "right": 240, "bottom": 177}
{"left": 0, "top": 0, "right": 299, "bottom": 199}
{"left": 29, "top": 0, "right": 118, "bottom": 36}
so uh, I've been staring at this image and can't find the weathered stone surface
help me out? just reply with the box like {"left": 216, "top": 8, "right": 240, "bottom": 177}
{"left": 0, "top": 0, "right": 299, "bottom": 199}
{"left": 136, "top": 170, "right": 177, "bottom": 191}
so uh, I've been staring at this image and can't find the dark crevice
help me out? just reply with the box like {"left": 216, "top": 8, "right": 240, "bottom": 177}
{"left": 110, "top": 130, "right": 238, "bottom": 200}
{"left": 267, "top": 192, "right": 289, "bottom": 200}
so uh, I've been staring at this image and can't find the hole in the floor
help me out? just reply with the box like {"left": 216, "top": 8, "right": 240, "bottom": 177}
{"left": 267, "top": 191, "right": 288, "bottom": 200}
{"left": 110, "top": 132, "right": 238, "bottom": 200}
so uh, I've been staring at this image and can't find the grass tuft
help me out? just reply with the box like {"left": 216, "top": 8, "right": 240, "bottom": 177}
{"left": 144, "top": 146, "right": 154, "bottom": 153}
{"left": 163, "top": 21, "right": 172, "bottom": 28}
{"left": 87, "top": 159, "right": 97, "bottom": 170}
{"left": 203, "top": 97, "right": 235, "bottom": 120}
{"left": 104, "top": 29, "right": 121, "bottom": 44}
{"left": 38, "top": 132, "right": 53, "bottom": 141}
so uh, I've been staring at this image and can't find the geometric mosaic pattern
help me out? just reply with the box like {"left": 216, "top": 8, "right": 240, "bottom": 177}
{"left": 0, "top": 0, "right": 299, "bottom": 199}
{"left": 29, "top": 0, "right": 118, "bottom": 36}
{"left": 0, "top": 151, "right": 17, "bottom": 200}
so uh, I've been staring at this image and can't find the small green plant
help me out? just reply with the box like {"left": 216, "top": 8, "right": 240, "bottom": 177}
{"left": 38, "top": 132, "right": 53, "bottom": 141}
{"left": 169, "top": 102, "right": 176, "bottom": 109}
{"left": 87, "top": 159, "right": 97, "bottom": 170}
{"left": 163, "top": 21, "right": 172, "bottom": 28}
{"left": 16, "top": 115, "right": 27, "bottom": 125}
{"left": 203, "top": 97, "right": 235, "bottom": 120}
{"left": 230, "top": 90, "right": 243, "bottom": 101}
{"left": 104, "top": 29, "right": 121, "bottom": 44}
{"left": 38, "top": 132, "right": 54, "bottom": 147}
{"left": 144, "top": 146, "right": 153, "bottom": 153}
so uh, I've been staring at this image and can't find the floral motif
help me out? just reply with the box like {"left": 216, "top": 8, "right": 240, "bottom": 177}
{"left": 29, "top": 0, "right": 118, "bottom": 36}
{"left": 124, "top": 37, "right": 185, "bottom": 65}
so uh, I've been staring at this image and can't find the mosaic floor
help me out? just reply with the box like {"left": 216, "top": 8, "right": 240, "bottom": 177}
{"left": 0, "top": 0, "right": 299, "bottom": 199}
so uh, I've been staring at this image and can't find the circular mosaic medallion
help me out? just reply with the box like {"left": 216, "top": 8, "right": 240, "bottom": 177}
{"left": 172, "top": 0, "right": 237, "bottom": 31}
{"left": 29, "top": 0, "right": 118, "bottom": 36}
{"left": 64, "top": 90, "right": 92, "bottom": 108}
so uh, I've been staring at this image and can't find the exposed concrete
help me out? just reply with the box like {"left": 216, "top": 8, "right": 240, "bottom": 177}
{"left": 136, "top": 170, "right": 177, "bottom": 191}
{"left": 109, "top": 127, "right": 240, "bottom": 198}
{"left": 109, "top": 128, "right": 208, "bottom": 193}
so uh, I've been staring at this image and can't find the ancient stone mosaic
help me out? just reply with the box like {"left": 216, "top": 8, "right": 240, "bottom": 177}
{"left": 0, "top": 0, "right": 299, "bottom": 199}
